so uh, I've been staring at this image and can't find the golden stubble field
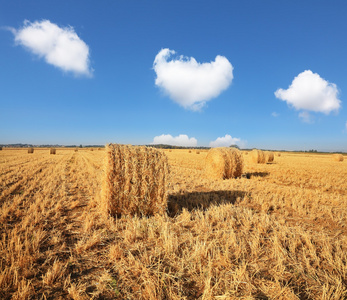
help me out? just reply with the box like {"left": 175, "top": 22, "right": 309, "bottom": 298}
{"left": 0, "top": 148, "right": 346, "bottom": 299}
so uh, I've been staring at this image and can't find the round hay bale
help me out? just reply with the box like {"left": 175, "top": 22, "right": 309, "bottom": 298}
{"left": 74, "top": 148, "right": 78, "bottom": 152}
{"left": 50, "top": 148, "right": 56, "bottom": 155}
{"left": 332, "top": 154, "right": 344, "bottom": 162}
{"left": 277, "top": 152, "right": 281, "bottom": 157}
{"left": 28, "top": 147, "right": 34, "bottom": 154}
{"left": 250, "top": 149, "right": 266, "bottom": 164}
{"left": 265, "top": 151, "right": 274, "bottom": 163}
{"left": 188, "top": 150, "right": 192, "bottom": 153}
{"left": 0, "top": 147, "right": 2, "bottom": 151}
{"left": 196, "top": 151, "right": 200, "bottom": 154}
{"left": 102, "top": 144, "right": 170, "bottom": 217}
{"left": 205, "top": 147, "right": 244, "bottom": 179}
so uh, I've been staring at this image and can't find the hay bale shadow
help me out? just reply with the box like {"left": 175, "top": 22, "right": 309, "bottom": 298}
{"left": 243, "top": 172, "right": 269, "bottom": 179}
{"left": 167, "top": 190, "right": 248, "bottom": 217}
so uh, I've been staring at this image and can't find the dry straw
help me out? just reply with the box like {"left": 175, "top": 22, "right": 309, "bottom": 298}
{"left": 205, "top": 147, "right": 244, "bottom": 179}
{"left": 50, "top": 148, "right": 56, "bottom": 155}
{"left": 28, "top": 147, "right": 34, "bottom": 154}
{"left": 102, "top": 144, "right": 170, "bottom": 217}
{"left": 265, "top": 151, "right": 274, "bottom": 163}
{"left": 332, "top": 154, "right": 344, "bottom": 162}
{"left": 250, "top": 149, "right": 266, "bottom": 164}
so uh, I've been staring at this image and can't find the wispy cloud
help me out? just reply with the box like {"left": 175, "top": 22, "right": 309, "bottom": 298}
{"left": 209, "top": 134, "right": 244, "bottom": 148}
{"left": 275, "top": 70, "right": 341, "bottom": 114}
{"left": 298, "top": 111, "right": 313, "bottom": 124}
{"left": 271, "top": 112, "right": 279, "bottom": 117}
{"left": 153, "top": 48, "right": 233, "bottom": 111}
{"left": 151, "top": 134, "right": 197, "bottom": 147}
{"left": 10, "top": 20, "right": 92, "bottom": 77}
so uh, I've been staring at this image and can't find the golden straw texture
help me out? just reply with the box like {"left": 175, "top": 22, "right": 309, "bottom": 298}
{"left": 333, "top": 154, "right": 344, "bottom": 162}
{"left": 205, "top": 147, "right": 244, "bottom": 179}
{"left": 265, "top": 151, "right": 274, "bottom": 163}
{"left": 250, "top": 149, "right": 266, "bottom": 164}
{"left": 102, "top": 144, "right": 170, "bottom": 217}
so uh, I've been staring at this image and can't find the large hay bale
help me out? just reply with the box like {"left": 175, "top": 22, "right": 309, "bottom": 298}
{"left": 0, "top": 147, "right": 2, "bottom": 151}
{"left": 50, "top": 148, "right": 56, "bottom": 155}
{"left": 250, "top": 149, "right": 266, "bottom": 164}
{"left": 205, "top": 147, "right": 244, "bottom": 179}
{"left": 196, "top": 150, "right": 200, "bottom": 154}
{"left": 333, "top": 154, "right": 344, "bottom": 162}
{"left": 265, "top": 151, "right": 274, "bottom": 163}
{"left": 74, "top": 148, "right": 78, "bottom": 152}
{"left": 102, "top": 144, "right": 170, "bottom": 217}
{"left": 28, "top": 147, "right": 34, "bottom": 154}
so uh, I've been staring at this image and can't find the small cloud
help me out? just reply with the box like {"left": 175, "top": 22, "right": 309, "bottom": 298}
{"left": 10, "top": 20, "right": 92, "bottom": 77}
{"left": 153, "top": 48, "right": 233, "bottom": 111}
{"left": 209, "top": 134, "right": 245, "bottom": 148}
{"left": 298, "top": 111, "right": 313, "bottom": 124}
{"left": 151, "top": 134, "right": 197, "bottom": 147}
{"left": 272, "top": 112, "right": 280, "bottom": 117}
{"left": 275, "top": 70, "right": 341, "bottom": 114}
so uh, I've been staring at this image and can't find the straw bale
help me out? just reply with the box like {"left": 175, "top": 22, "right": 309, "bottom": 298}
{"left": 265, "top": 151, "right": 274, "bottom": 163}
{"left": 205, "top": 147, "right": 244, "bottom": 179}
{"left": 333, "top": 154, "right": 344, "bottom": 162}
{"left": 196, "top": 151, "right": 200, "bottom": 154}
{"left": 102, "top": 144, "right": 170, "bottom": 217}
{"left": 28, "top": 147, "right": 34, "bottom": 154}
{"left": 50, "top": 148, "right": 56, "bottom": 155}
{"left": 250, "top": 149, "right": 266, "bottom": 164}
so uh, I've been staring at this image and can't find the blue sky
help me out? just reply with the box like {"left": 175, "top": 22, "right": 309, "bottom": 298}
{"left": 1, "top": 1, "right": 347, "bottom": 151}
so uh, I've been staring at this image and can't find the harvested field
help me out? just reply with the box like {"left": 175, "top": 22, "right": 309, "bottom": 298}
{"left": 0, "top": 148, "right": 347, "bottom": 299}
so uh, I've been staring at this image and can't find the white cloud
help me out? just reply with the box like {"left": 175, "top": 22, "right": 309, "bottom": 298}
{"left": 209, "top": 134, "right": 244, "bottom": 148}
{"left": 152, "top": 134, "right": 197, "bottom": 147}
{"left": 298, "top": 111, "right": 313, "bottom": 124}
{"left": 272, "top": 112, "right": 279, "bottom": 117}
{"left": 11, "top": 20, "right": 92, "bottom": 76}
{"left": 275, "top": 70, "right": 341, "bottom": 114}
{"left": 153, "top": 48, "right": 233, "bottom": 111}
